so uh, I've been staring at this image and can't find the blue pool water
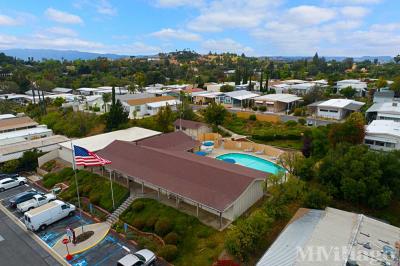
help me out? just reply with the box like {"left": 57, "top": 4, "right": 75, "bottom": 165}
{"left": 216, "top": 153, "right": 285, "bottom": 174}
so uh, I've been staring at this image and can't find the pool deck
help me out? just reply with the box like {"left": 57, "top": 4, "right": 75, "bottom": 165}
{"left": 208, "top": 147, "right": 279, "bottom": 164}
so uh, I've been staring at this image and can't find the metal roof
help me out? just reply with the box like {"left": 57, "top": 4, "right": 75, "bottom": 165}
{"left": 366, "top": 102, "right": 400, "bottom": 115}
{"left": 254, "top": 93, "right": 302, "bottom": 103}
{"left": 224, "top": 90, "right": 259, "bottom": 100}
{"left": 59, "top": 127, "right": 161, "bottom": 152}
{"left": 366, "top": 120, "right": 400, "bottom": 138}
{"left": 257, "top": 209, "right": 324, "bottom": 266}
{"left": 317, "top": 99, "right": 365, "bottom": 109}
{"left": 0, "top": 135, "right": 69, "bottom": 156}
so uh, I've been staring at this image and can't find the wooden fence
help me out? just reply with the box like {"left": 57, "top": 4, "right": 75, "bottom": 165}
{"left": 222, "top": 139, "right": 284, "bottom": 157}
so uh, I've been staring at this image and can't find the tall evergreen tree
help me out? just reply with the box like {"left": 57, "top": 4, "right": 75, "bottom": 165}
{"left": 106, "top": 87, "right": 128, "bottom": 131}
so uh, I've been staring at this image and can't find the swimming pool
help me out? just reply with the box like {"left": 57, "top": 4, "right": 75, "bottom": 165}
{"left": 216, "top": 153, "right": 285, "bottom": 174}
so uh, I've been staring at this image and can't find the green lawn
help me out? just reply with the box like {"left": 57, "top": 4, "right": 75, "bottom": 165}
{"left": 120, "top": 198, "right": 225, "bottom": 265}
{"left": 223, "top": 114, "right": 306, "bottom": 150}
{"left": 42, "top": 168, "right": 129, "bottom": 212}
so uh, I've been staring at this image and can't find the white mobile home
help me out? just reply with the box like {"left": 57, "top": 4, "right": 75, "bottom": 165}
{"left": 313, "top": 99, "right": 364, "bottom": 120}
{"left": 365, "top": 120, "right": 400, "bottom": 151}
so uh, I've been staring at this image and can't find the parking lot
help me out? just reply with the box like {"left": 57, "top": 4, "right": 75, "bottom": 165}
{"left": 0, "top": 181, "right": 164, "bottom": 265}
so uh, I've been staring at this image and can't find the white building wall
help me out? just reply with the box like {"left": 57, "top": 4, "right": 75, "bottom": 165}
{"left": 223, "top": 180, "right": 264, "bottom": 221}
{"left": 0, "top": 143, "right": 61, "bottom": 163}
{"left": 317, "top": 107, "right": 343, "bottom": 120}
{"left": 364, "top": 134, "right": 400, "bottom": 151}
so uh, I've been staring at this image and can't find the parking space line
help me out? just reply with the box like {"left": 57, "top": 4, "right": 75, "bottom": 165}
{"left": 93, "top": 246, "right": 124, "bottom": 266}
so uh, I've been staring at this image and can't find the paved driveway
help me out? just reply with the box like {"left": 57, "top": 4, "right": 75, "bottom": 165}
{"left": 0, "top": 181, "right": 165, "bottom": 265}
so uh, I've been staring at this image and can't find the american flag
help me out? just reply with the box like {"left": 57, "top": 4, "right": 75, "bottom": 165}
{"left": 73, "top": 145, "right": 111, "bottom": 166}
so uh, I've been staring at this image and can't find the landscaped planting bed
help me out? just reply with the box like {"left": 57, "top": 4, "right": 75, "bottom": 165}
{"left": 42, "top": 168, "right": 129, "bottom": 212}
{"left": 120, "top": 198, "right": 226, "bottom": 266}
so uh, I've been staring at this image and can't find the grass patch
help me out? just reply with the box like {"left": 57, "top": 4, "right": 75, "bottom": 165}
{"left": 120, "top": 198, "right": 225, "bottom": 266}
{"left": 223, "top": 114, "right": 307, "bottom": 150}
{"left": 42, "top": 168, "right": 129, "bottom": 212}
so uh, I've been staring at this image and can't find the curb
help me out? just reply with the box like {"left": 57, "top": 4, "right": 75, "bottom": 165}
{"left": 54, "top": 224, "right": 111, "bottom": 256}
{"left": 0, "top": 201, "right": 68, "bottom": 266}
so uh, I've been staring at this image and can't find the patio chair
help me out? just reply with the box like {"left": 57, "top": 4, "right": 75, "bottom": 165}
{"left": 255, "top": 149, "right": 264, "bottom": 155}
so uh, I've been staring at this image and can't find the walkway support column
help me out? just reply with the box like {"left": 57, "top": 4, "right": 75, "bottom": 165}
{"left": 196, "top": 203, "right": 199, "bottom": 217}
{"left": 157, "top": 188, "right": 160, "bottom": 200}
{"left": 219, "top": 212, "right": 222, "bottom": 229}
{"left": 141, "top": 182, "right": 144, "bottom": 194}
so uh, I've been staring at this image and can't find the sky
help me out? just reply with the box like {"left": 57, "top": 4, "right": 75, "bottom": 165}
{"left": 0, "top": 0, "right": 399, "bottom": 57}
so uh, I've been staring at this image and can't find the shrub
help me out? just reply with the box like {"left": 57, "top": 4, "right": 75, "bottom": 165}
{"left": 252, "top": 106, "right": 258, "bottom": 111}
{"left": 132, "top": 201, "right": 145, "bottom": 212}
{"left": 132, "top": 218, "right": 145, "bottom": 230}
{"left": 163, "top": 232, "right": 179, "bottom": 245}
{"left": 89, "top": 194, "right": 101, "bottom": 205}
{"left": 303, "top": 189, "right": 331, "bottom": 209}
{"left": 249, "top": 114, "right": 257, "bottom": 121}
{"left": 137, "top": 236, "right": 158, "bottom": 251}
{"left": 258, "top": 106, "right": 267, "bottom": 112}
{"left": 285, "top": 120, "right": 298, "bottom": 127}
{"left": 145, "top": 216, "right": 158, "bottom": 230}
{"left": 155, "top": 218, "right": 173, "bottom": 236}
{"left": 294, "top": 107, "right": 304, "bottom": 116}
{"left": 1, "top": 159, "right": 19, "bottom": 174}
{"left": 158, "top": 245, "right": 178, "bottom": 262}
{"left": 298, "top": 118, "right": 306, "bottom": 125}
{"left": 93, "top": 106, "right": 100, "bottom": 112}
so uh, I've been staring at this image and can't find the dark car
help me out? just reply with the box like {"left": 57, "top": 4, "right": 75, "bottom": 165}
{"left": 9, "top": 189, "right": 42, "bottom": 208}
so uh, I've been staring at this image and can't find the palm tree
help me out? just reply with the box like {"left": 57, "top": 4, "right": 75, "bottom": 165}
{"left": 102, "top": 93, "right": 111, "bottom": 112}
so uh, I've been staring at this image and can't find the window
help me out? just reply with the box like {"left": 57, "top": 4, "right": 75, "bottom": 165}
{"left": 386, "top": 143, "right": 395, "bottom": 148}
{"left": 375, "top": 141, "right": 385, "bottom": 146}
{"left": 365, "top": 139, "right": 374, "bottom": 145}
{"left": 320, "top": 109, "right": 329, "bottom": 112}
{"left": 329, "top": 109, "right": 338, "bottom": 113}
{"left": 38, "top": 197, "right": 46, "bottom": 201}
{"left": 61, "top": 204, "right": 69, "bottom": 210}
{"left": 135, "top": 106, "right": 140, "bottom": 111}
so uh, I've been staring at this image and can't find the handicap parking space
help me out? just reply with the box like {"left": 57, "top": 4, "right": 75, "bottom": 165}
{"left": 0, "top": 181, "right": 164, "bottom": 265}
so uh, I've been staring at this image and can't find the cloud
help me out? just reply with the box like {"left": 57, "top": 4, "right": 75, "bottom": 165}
{"left": 187, "top": 0, "right": 280, "bottom": 32}
{"left": 150, "top": 28, "right": 201, "bottom": 41}
{"left": 96, "top": 0, "right": 117, "bottom": 15}
{"left": 0, "top": 14, "right": 20, "bottom": 26}
{"left": 202, "top": 38, "right": 253, "bottom": 54}
{"left": 287, "top": 5, "right": 336, "bottom": 25}
{"left": 0, "top": 34, "right": 103, "bottom": 52}
{"left": 370, "top": 23, "right": 400, "bottom": 32}
{"left": 45, "top": 8, "right": 83, "bottom": 24}
{"left": 326, "top": 0, "right": 382, "bottom": 4}
{"left": 154, "top": 0, "right": 204, "bottom": 8}
{"left": 45, "top": 27, "right": 78, "bottom": 37}
{"left": 114, "top": 42, "right": 161, "bottom": 55}
{"left": 340, "top": 6, "right": 369, "bottom": 18}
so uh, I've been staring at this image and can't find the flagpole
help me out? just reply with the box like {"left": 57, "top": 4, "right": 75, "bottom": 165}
{"left": 70, "top": 142, "right": 84, "bottom": 232}
{"left": 109, "top": 171, "right": 115, "bottom": 210}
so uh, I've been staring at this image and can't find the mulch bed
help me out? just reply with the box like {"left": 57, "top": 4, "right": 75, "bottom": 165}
{"left": 75, "top": 231, "right": 94, "bottom": 244}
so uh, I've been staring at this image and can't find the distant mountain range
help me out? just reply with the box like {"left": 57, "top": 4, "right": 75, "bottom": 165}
{"left": 0, "top": 48, "right": 395, "bottom": 63}
{"left": 0, "top": 49, "right": 132, "bottom": 61}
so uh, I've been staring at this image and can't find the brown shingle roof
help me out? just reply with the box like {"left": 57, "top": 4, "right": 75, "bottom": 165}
{"left": 173, "top": 119, "right": 209, "bottom": 130}
{"left": 137, "top": 131, "right": 200, "bottom": 151}
{"left": 0, "top": 117, "right": 38, "bottom": 132}
{"left": 98, "top": 141, "right": 266, "bottom": 212}
{"left": 126, "top": 95, "right": 176, "bottom": 106}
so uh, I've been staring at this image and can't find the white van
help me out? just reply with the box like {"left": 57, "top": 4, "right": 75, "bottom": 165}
{"left": 24, "top": 200, "right": 76, "bottom": 231}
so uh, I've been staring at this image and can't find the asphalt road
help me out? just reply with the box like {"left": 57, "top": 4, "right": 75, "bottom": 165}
{"left": 0, "top": 181, "right": 165, "bottom": 266}
{"left": 0, "top": 208, "right": 61, "bottom": 266}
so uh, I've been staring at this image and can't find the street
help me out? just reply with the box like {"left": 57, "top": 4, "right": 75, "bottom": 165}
{"left": 0, "top": 207, "right": 61, "bottom": 266}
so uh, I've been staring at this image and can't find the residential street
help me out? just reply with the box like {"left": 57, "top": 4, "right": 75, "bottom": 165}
{"left": 0, "top": 208, "right": 62, "bottom": 266}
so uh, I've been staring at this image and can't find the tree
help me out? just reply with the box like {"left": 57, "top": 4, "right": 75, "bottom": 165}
{"left": 278, "top": 152, "right": 303, "bottom": 176}
{"left": 53, "top": 97, "right": 65, "bottom": 107}
{"left": 0, "top": 81, "right": 19, "bottom": 94}
{"left": 177, "top": 93, "right": 195, "bottom": 121}
{"left": 220, "top": 84, "right": 234, "bottom": 92}
{"left": 203, "top": 102, "right": 227, "bottom": 126}
{"left": 328, "top": 112, "right": 365, "bottom": 147}
{"left": 340, "top": 86, "right": 357, "bottom": 98}
{"left": 19, "top": 149, "right": 40, "bottom": 171}
{"left": 394, "top": 54, "right": 400, "bottom": 64}
{"left": 102, "top": 93, "right": 111, "bottom": 112}
{"left": 134, "top": 72, "right": 146, "bottom": 92}
{"left": 390, "top": 76, "right": 400, "bottom": 96}
{"left": 303, "top": 86, "right": 325, "bottom": 105}
{"left": 376, "top": 77, "right": 388, "bottom": 89}
{"left": 156, "top": 104, "right": 175, "bottom": 133}
{"left": 106, "top": 87, "right": 128, "bottom": 131}
{"left": 303, "top": 189, "right": 331, "bottom": 209}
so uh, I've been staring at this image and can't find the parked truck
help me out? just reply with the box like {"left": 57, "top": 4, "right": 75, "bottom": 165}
{"left": 24, "top": 200, "right": 76, "bottom": 231}
{"left": 17, "top": 193, "right": 56, "bottom": 213}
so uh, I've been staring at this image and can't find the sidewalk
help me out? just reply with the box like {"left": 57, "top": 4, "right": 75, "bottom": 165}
{"left": 53, "top": 222, "right": 110, "bottom": 257}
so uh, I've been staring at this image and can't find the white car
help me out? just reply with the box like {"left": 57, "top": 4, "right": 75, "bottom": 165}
{"left": 0, "top": 177, "right": 27, "bottom": 192}
{"left": 17, "top": 193, "right": 56, "bottom": 213}
{"left": 117, "top": 249, "right": 156, "bottom": 266}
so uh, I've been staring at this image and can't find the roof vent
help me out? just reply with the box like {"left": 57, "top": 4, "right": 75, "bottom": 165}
{"left": 393, "top": 102, "right": 398, "bottom": 107}
{"left": 363, "top": 242, "right": 371, "bottom": 249}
